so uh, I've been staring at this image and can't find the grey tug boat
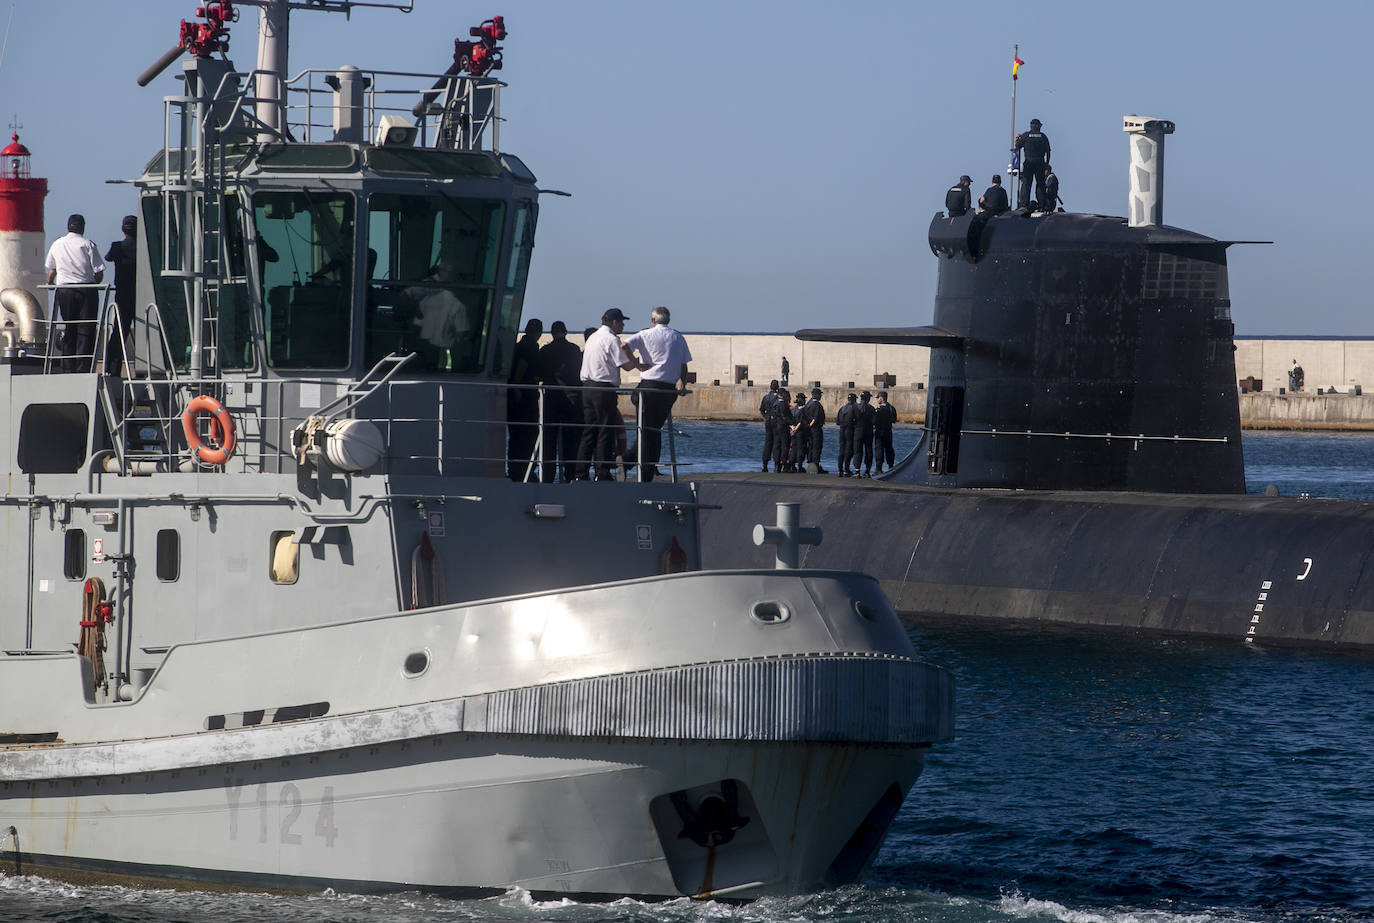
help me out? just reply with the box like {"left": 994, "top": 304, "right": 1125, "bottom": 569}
{"left": 0, "top": 0, "right": 952, "bottom": 900}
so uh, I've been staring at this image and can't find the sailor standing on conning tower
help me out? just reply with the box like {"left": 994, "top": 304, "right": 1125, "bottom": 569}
{"left": 1014, "top": 118, "right": 1051, "bottom": 210}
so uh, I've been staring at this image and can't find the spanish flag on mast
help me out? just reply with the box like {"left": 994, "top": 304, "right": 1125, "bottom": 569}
{"left": 1012, "top": 55, "right": 1025, "bottom": 80}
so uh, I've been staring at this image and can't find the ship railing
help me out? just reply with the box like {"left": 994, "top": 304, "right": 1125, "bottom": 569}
{"left": 27, "top": 283, "right": 119, "bottom": 375}
{"left": 182, "top": 65, "right": 506, "bottom": 153}
{"left": 100, "top": 372, "right": 684, "bottom": 484}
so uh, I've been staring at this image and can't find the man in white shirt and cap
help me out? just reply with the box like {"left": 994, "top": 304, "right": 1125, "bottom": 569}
{"left": 45, "top": 214, "right": 105, "bottom": 371}
{"left": 623, "top": 305, "right": 692, "bottom": 481}
{"left": 576, "top": 308, "right": 640, "bottom": 480}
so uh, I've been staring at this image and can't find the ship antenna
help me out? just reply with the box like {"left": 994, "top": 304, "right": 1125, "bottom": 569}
{"left": 0, "top": 5, "right": 13, "bottom": 80}
{"left": 1008, "top": 44, "right": 1023, "bottom": 206}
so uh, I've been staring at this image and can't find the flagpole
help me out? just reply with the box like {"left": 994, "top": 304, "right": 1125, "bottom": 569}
{"left": 1010, "top": 43, "right": 1020, "bottom": 208}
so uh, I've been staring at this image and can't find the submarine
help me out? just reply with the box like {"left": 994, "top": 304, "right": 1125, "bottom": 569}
{"left": 695, "top": 116, "right": 1374, "bottom": 651}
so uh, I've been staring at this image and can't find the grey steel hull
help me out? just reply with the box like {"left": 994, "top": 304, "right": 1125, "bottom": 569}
{"left": 1, "top": 735, "right": 926, "bottom": 899}
{"left": 0, "top": 569, "right": 953, "bottom": 899}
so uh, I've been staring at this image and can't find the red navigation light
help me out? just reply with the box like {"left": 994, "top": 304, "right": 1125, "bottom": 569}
{"left": 181, "top": 1, "right": 238, "bottom": 58}
{"left": 455, "top": 15, "right": 507, "bottom": 77}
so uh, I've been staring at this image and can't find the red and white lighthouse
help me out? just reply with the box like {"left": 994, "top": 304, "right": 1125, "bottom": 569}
{"left": 0, "top": 133, "right": 49, "bottom": 295}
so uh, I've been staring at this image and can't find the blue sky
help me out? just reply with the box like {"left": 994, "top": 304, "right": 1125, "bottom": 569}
{"left": 7, "top": 1, "right": 1371, "bottom": 335}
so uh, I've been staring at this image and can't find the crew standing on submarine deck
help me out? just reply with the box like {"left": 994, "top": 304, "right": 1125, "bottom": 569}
{"left": 945, "top": 175, "right": 972, "bottom": 217}
{"left": 873, "top": 390, "right": 897, "bottom": 474}
{"left": 835, "top": 392, "right": 858, "bottom": 477}
{"left": 760, "top": 380, "right": 781, "bottom": 472}
{"left": 801, "top": 388, "right": 828, "bottom": 474}
{"left": 1014, "top": 118, "right": 1051, "bottom": 210}
{"left": 1041, "top": 166, "right": 1061, "bottom": 212}
{"left": 855, "top": 390, "right": 875, "bottom": 477}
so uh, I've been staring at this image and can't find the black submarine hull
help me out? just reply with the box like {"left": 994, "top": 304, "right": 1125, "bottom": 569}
{"left": 696, "top": 475, "right": 1374, "bottom": 649}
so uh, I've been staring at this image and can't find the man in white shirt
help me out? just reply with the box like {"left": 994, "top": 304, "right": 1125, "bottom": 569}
{"left": 623, "top": 305, "right": 692, "bottom": 481}
{"left": 45, "top": 214, "right": 105, "bottom": 371}
{"left": 576, "top": 308, "right": 640, "bottom": 480}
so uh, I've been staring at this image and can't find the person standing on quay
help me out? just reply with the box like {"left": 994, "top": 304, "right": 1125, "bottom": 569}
{"left": 46, "top": 213, "right": 105, "bottom": 371}
{"left": 103, "top": 215, "right": 137, "bottom": 375}
{"left": 873, "top": 390, "right": 897, "bottom": 474}
{"left": 623, "top": 305, "right": 692, "bottom": 482}
{"left": 759, "top": 379, "right": 781, "bottom": 472}
{"left": 835, "top": 392, "right": 858, "bottom": 477}
{"left": 780, "top": 355, "right": 790, "bottom": 387}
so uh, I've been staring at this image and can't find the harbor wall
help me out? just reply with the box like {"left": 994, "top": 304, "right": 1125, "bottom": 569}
{"left": 560, "top": 332, "right": 1374, "bottom": 430}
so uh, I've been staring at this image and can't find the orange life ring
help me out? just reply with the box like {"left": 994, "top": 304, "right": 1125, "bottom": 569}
{"left": 183, "top": 395, "right": 237, "bottom": 465}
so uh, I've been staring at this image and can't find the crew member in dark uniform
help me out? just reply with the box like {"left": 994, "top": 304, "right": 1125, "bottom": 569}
{"left": 759, "top": 379, "right": 781, "bottom": 472}
{"left": 873, "top": 390, "right": 897, "bottom": 474}
{"left": 835, "top": 392, "right": 858, "bottom": 477}
{"left": 790, "top": 390, "right": 808, "bottom": 472}
{"left": 103, "top": 215, "right": 137, "bottom": 375}
{"left": 1041, "top": 166, "right": 1061, "bottom": 212}
{"left": 945, "top": 175, "right": 972, "bottom": 217}
{"left": 1014, "top": 118, "right": 1051, "bottom": 210}
{"left": 801, "top": 387, "right": 827, "bottom": 474}
{"left": 507, "top": 318, "right": 542, "bottom": 481}
{"left": 771, "top": 389, "right": 793, "bottom": 472}
{"left": 855, "top": 390, "right": 875, "bottom": 477}
{"left": 536, "top": 320, "right": 583, "bottom": 482}
{"left": 979, "top": 175, "right": 1010, "bottom": 215}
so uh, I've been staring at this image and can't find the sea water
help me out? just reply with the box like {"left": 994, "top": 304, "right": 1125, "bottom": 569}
{"left": 6, "top": 425, "right": 1373, "bottom": 923}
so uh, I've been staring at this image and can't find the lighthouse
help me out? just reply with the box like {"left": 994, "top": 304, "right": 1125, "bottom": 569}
{"left": 0, "top": 132, "right": 49, "bottom": 296}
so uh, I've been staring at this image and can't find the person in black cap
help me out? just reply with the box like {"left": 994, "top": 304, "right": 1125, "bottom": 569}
{"left": 801, "top": 387, "right": 827, "bottom": 474}
{"left": 759, "top": 379, "right": 781, "bottom": 472}
{"left": 1014, "top": 118, "right": 1051, "bottom": 210}
{"left": 979, "top": 174, "right": 1010, "bottom": 215}
{"left": 788, "top": 389, "right": 807, "bottom": 472}
{"left": 576, "top": 308, "right": 640, "bottom": 480}
{"left": 770, "top": 388, "right": 793, "bottom": 473}
{"left": 1041, "top": 165, "right": 1061, "bottom": 212}
{"left": 103, "top": 215, "right": 138, "bottom": 375}
{"left": 835, "top": 392, "right": 858, "bottom": 477}
{"left": 855, "top": 390, "right": 875, "bottom": 477}
{"left": 537, "top": 320, "right": 583, "bottom": 482}
{"left": 873, "top": 390, "right": 897, "bottom": 474}
{"left": 945, "top": 175, "right": 972, "bottom": 217}
{"left": 45, "top": 213, "right": 105, "bottom": 371}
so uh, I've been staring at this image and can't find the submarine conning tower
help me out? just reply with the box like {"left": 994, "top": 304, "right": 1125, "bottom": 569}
{"left": 893, "top": 115, "right": 1243, "bottom": 493}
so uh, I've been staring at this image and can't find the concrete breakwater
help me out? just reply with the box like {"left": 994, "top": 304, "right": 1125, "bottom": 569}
{"left": 655, "top": 385, "right": 1374, "bottom": 431}
{"left": 564, "top": 332, "right": 1374, "bottom": 430}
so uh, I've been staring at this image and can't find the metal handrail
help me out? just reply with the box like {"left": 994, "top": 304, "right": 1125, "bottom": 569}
{"left": 93, "top": 374, "right": 683, "bottom": 483}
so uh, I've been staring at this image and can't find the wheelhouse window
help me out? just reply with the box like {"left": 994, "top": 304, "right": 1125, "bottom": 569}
{"left": 492, "top": 201, "right": 537, "bottom": 378}
{"left": 253, "top": 191, "right": 355, "bottom": 369}
{"left": 363, "top": 193, "right": 505, "bottom": 373}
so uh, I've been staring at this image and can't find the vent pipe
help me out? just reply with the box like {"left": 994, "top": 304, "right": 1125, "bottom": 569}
{"left": 1123, "top": 115, "right": 1175, "bottom": 227}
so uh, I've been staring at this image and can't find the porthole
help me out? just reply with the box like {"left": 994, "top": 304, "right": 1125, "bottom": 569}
{"left": 855, "top": 600, "right": 880, "bottom": 623}
{"left": 750, "top": 601, "right": 791, "bottom": 625}
{"left": 403, "top": 650, "right": 430, "bottom": 677}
